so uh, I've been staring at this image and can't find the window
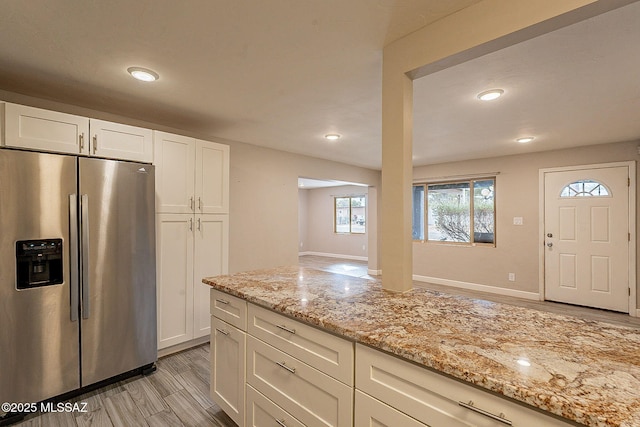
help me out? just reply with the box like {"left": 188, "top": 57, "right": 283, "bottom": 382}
{"left": 335, "top": 195, "right": 366, "bottom": 234}
{"left": 412, "top": 178, "right": 495, "bottom": 245}
{"left": 560, "top": 180, "right": 610, "bottom": 197}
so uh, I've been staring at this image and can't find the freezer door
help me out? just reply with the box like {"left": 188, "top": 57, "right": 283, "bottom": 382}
{"left": 0, "top": 150, "right": 80, "bottom": 405}
{"left": 79, "top": 158, "right": 157, "bottom": 386}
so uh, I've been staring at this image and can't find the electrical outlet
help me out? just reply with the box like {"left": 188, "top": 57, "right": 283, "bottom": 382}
{"left": 508, "top": 273, "right": 516, "bottom": 281}
{"left": 513, "top": 217, "right": 523, "bottom": 226}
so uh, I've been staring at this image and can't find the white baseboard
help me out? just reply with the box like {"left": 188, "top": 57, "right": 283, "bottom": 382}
{"left": 368, "top": 269, "right": 382, "bottom": 276}
{"left": 413, "top": 275, "right": 540, "bottom": 301}
{"left": 158, "top": 335, "right": 210, "bottom": 358}
{"left": 635, "top": 309, "right": 640, "bottom": 318}
{"left": 299, "top": 251, "right": 368, "bottom": 262}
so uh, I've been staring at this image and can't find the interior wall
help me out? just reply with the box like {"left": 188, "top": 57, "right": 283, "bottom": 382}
{"left": 412, "top": 140, "right": 639, "bottom": 306}
{"left": 298, "top": 189, "right": 309, "bottom": 254}
{"left": 300, "top": 185, "right": 369, "bottom": 259}
{"left": 227, "top": 143, "right": 380, "bottom": 273}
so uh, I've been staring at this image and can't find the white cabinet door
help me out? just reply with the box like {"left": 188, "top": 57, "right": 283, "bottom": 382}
{"left": 156, "top": 214, "right": 194, "bottom": 349}
{"left": 154, "top": 131, "right": 196, "bottom": 214}
{"left": 355, "top": 390, "right": 427, "bottom": 427}
{"left": 211, "top": 317, "right": 245, "bottom": 427}
{"left": 195, "top": 140, "right": 229, "bottom": 214}
{"left": 90, "top": 119, "right": 152, "bottom": 162}
{"left": 3, "top": 103, "right": 89, "bottom": 155}
{"left": 194, "top": 215, "right": 229, "bottom": 339}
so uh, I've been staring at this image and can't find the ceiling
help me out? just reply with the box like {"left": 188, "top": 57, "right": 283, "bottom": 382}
{"left": 0, "top": 1, "right": 638, "bottom": 170}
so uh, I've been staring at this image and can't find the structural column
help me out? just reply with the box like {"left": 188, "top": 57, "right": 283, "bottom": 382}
{"left": 381, "top": 60, "right": 413, "bottom": 292}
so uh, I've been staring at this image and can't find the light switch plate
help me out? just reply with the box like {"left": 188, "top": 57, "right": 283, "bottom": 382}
{"left": 513, "top": 217, "right": 523, "bottom": 225}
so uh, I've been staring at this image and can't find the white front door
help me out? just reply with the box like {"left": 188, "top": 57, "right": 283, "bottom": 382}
{"left": 544, "top": 165, "right": 630, "bottom": 312}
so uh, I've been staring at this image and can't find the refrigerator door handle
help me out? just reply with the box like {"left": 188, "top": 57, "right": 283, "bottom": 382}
{"left": 69, "top": 194, "right": 79, "bottom": 322}
{"left": 81, "top": 194, "right": 90, "bottom": 319}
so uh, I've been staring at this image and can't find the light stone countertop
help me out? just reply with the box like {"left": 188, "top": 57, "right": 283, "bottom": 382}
{"left": 203, "top": 266, "right": 640, "bottom": 427}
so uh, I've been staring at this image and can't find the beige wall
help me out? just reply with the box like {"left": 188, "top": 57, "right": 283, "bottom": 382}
{"left": 226, "top": 142, "right": 381, "bottom": 273}
{"left": 299, "top": 185, "right": 369, "bottom": 259}
{"left": 298, "top": 189, "right": 309, "bottom": 254}
{"left": 412, "top": 140, "right": 639, "bottom": 306}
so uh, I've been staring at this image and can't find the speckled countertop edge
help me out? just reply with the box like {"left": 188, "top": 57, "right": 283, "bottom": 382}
{"left": 203, "top": 266, "right": 640, "bottom": 427}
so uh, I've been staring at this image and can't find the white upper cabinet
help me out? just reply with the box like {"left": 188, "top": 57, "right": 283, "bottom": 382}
{"left": 1, "top": 102, "right": 153, "bottom": 162}
{"left": 89, "top": 119, "right": 153, "bottom": 162}
{"left": 2, "top": 103, "right": 89, "bottom": 155}
{"left": 195, "top": 139, "right": 229, "bottom": 214}
{"left": 154, "top": 131, "right": 229, "bottom": 214}
{"left": 154, "top": 131, "right": 196, "bottom": 214}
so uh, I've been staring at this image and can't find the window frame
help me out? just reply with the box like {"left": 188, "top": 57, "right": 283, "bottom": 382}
{"left": 412, "top": 177, "right": 496, "bottom": 246}
{"left": 334, "top": 195, "right": 366, "bottom": 234}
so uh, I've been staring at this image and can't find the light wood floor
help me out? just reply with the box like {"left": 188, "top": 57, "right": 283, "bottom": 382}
{"left": 10, "top": 344, "right": 235, "bottom": 427}
{"left": 299, "top": 254, "right": 640, "bottom": 329}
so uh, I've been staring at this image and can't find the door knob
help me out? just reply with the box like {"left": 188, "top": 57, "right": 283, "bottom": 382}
{"left": 547, "top": 242, "right": 553, "bottom": 248}
{"left": 546, "top": 233, "right": 553, "bottom": 238}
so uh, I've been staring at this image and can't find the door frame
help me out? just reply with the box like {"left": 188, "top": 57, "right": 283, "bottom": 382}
{"left": 538, "top": 161, "right": 637, "bottom": 316}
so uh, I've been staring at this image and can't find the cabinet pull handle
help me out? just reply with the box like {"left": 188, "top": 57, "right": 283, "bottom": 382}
{"left": 215, "top": 328, "right": 229, "bottom": 335}
{"left": 216, "top": 298, "right": 229, "bottom": 305}
{"left": 92, "top": 135, "right": 97, "bottom": 154}
{"left": 276, "top": 324, "right": 296, "bottom": 334}
{"left": 275, "top": 419, "right": 287, "bottom": 427}
{"left": 197, "top": 218, "right": 201, "bottom": 231}
{"left": 198, "top": 197, "right": 202, "bottom": 210}
{"left": 189, "top": 197, "right": 194, "bottom": 211}
{"left": 276, "top": 361, "right": 296, "bottom": 374}
{"left": 79, "top": 133, "right": 85, "bottom": 149}
{"left": 459, "top": 401, "right": 512, "bottom": 426}
{"left": 189, "top": 218, "right": 193, "bottom": 231}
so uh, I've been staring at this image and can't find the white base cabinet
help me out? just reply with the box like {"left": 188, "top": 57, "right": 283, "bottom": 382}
{"left": 2, "top": 102, "right": 152, "bottom": 162}
{"left": 211, "top": 317, "right": 246, "bottom": 426}
{"left": 210, "top": 294, "right": 578, "bottom": 427}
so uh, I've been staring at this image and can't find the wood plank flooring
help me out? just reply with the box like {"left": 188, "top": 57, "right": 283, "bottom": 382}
{"left": 10, "top": 345, "right": 236, "bottom": 427}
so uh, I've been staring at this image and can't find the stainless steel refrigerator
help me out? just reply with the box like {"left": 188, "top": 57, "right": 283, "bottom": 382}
{"left": 0, "top": 149, "right": 156, "bottom": 408}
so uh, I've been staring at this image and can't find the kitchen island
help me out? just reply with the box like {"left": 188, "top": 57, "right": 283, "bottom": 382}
{"left": 203, "top": 266, "right": 640, "bottom": 427}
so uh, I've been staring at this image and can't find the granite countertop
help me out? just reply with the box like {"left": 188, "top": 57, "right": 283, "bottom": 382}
{"left": 203, "top": 266, "right": 640, "bottom": 427}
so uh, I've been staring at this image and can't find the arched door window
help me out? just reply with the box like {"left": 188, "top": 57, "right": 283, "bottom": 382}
{"left": 560, "top": 180, "right": 610, "bottom": 197}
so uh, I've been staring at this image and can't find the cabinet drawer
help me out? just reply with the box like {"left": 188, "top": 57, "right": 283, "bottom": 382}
{"left": 355, "top": 390, "right": 427, "bottom": 427}
{"left": 356, "top": 344, "right": 574, "bottom": 427}
{"left": 211, "top": 317, "right": 245, "bottom": 426}
{"left": 248, "top": 304, "right": 354, "bottom": 385}
{"left": 246, "top": 385, "right": 305, "bottom": 427}
{"left": 211, "top": 289, "right": 247, "bottom": 331}
{"left": 247, "top": 335, "right": 353, "bottom": 427}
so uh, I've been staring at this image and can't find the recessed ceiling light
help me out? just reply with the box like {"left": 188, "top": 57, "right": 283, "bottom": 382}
{"left": 477, "top": 89, "right": 504, "bottom": 101}
{"left": 324, "top": 134, "right": 341, "bottom": 141}
{"left": 516, "top": 137, "right": 535, "bottom": 143}
{"left": 127, "top": 67, "right": 159, "bottom": 82}
{"left": 517, "top": 359, "right": 531, "bottom": 367}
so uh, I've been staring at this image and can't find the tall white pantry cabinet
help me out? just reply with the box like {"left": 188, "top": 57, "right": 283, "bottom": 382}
{"left": 154, "top": 131, "right": 230, "bottom": 351}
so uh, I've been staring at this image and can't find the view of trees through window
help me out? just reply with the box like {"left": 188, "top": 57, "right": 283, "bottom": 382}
{"left": 335, "top": 196, "right": 366, "bottom": 234}
{"left": 412, "top": 178, "right": 495, "bottom": 244}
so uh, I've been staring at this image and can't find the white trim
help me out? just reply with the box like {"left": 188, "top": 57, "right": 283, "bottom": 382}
{"left": 158, "top": 336, "right": 209, "bottom": 358}
{"left": 539, "top": 161, "right": 637, "bottom": 315}
{"left": 413, "top": 275, "right": 540, "bottom": 300}
{"left": 299, "top": 251, "right": 368, "bottom": 262}
{"left": 368, "top": 269, "right": 382, "bottom": 276}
